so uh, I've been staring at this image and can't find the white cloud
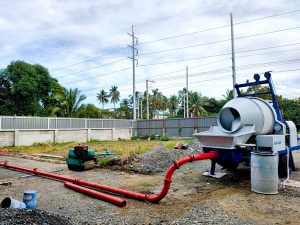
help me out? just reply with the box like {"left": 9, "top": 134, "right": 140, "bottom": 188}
{"left": 0, "top": 0, "right": 299, "bottom": 107}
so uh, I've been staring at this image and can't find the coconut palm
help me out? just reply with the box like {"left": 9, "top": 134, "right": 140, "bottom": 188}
{"left": 188, "top": 91, "right": 207, "bottom": 117}
{"left": 109, "top": 86, "right": 120, "bottom": 110}
{"left": 55, "top": 88, "right": 86, "bottom": 117}
{"left": 222, "top": 89, "right": 234, "bottom": 101}
{"left": 97, "top": 89, "right": 109, "bottom": 109}
{"left": 168, "top": 95, "right": 179, "bottom": 116}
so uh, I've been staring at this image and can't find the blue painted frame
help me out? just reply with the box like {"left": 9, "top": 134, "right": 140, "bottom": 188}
{"left": 234, "top": 72, "right": 282, "bottom": 121}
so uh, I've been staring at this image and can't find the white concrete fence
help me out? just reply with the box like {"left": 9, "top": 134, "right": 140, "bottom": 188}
{"left": 0, "top": 128, "right": 132, "bottom": 147}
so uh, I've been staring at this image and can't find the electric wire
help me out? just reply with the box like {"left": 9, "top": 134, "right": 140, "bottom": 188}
{"left": 51, "top": 47, "right": 129, "bottom": 72}
{"left": 139, "top": 26, "right": 300, "bottom": 56}
{"left": 139, "top": 9, "right": 300, "bottom": 45}
{"left": 63, "top": 67, "right": 132, "bottom": 84}
{"left": 138, "top": 42, "right": 300, "bottom": 67}
{"left": 55, "top": 58, "right": 129, "bottom": 79}
{"left": 134, "top": 0, "right": 235, "bottom": 27}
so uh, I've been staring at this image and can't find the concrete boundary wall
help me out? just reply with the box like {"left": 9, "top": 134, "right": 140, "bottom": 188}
{"left": 0, "top": 128, "right": 132, "bottom": 147}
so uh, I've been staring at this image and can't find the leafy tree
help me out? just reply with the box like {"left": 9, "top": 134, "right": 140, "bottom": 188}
{"left": 97, "top": 89, "right": 109, "bottom": 109}
{"left": 222, "top": 89, "right": 234, "bottom": 101}
{"left": 168, "top": 95, "right": 179, "bottom": 117}
{"left": 42, "top": 78, "right": 66, "bottom": 116}
{"left": 109, "top": 86, "right": 120, "bottom": 110}
{"left": 77, "top": 104, "right": 101, "bottom": 118}
{"left": 55, "top": 88, "right": 86, "bottom": 117}
{"left": 151, "top": 88, "right": 167, "bottom": 113}
{"left": 281, "top": 98, "right": 300, "bottom": 129}
{"left": 118, "top": 98, "right": 132, "bottom": 119}
{"left": 0, "top": 61, "right": 53, "bottom": 116}
{"left": 188, "top": 91, "right": 207, "bottom": 117}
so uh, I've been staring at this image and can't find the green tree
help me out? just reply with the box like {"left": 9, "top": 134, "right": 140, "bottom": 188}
{"left": 77, "top": 104, "right": 101, "bottom": 118}
{"left": 97, "top": 89, "right": 109, "bottom": 109}
{"left": 222, "top": 89, "right": 234, "bottom": 101}
{"left": 0, "top": 61, "right": 53, "bottom": 116}
{"left": 118, "top": 98, "right": 131, "bottom": 119}
{"left": 109, "top": 86, "right": 120, "bottom": 110}
{"left": 188, "top": 91, "right": 207, "bottom": 117}
{"left": 281, "top": 98, "right": 300, "bottom": 129}
{"left": 168, "top": 95, "right": 179, "bottom": 117}
{"left": 55, "top": 88, "right": 86, "bottom": 117}
{"left": 42, "top": 78, "right": 66, "bottom": 116}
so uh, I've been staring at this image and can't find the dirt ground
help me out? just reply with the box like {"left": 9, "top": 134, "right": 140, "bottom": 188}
{"left": 0, "top": 150, "right": 300, "bottom": 225}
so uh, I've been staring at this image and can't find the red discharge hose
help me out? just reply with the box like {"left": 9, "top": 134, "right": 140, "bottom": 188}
{"left": 0, "top": 151, "right": 218, "bottom": 203}
{"left": 64, "top": 182, "right": 126, "bottom": 207}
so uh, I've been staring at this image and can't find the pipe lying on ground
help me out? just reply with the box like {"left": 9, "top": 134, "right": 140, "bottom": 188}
{"left": 0, "top": 161, "right": 126, "bottom": 207}
{"left": 0, "top": 151, "right": 218, "bottom": 203}
{"left": 74, "top": 151, "right": 218, "bottom": 202}
{"left": 64, "top": 182, "right": 126, "bottom": 207}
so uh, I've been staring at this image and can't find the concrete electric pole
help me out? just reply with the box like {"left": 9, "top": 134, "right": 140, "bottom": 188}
{"left": 186, "top": 66, "right": 189, "bottom": 118}
{"left": 128, "top": 25, "right": 138, "bottom": 119}
{"left": 230, "top": 13, "right": 237, "bottom": 99}
{"left": 146, "top": 79, "right": 155, "bottom": 120}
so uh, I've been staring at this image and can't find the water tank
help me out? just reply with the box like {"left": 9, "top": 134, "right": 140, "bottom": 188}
{"left": 217, "top": 98, "right": 275, "bottom": 135}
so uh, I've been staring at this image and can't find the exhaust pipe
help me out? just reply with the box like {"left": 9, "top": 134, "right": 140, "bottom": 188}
{"left": 0, "top": 151, "right": 218, "bottom": 204}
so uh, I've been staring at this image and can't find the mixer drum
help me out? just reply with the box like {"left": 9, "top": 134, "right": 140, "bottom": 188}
{"left": 217, "top": 97, "right": 275, "bottom": 135}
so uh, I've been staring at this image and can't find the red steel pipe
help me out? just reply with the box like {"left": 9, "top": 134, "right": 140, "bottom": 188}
{"left": 0, "top": 151, "right": 218, "bottom": 203}
{"left": 0, "top": 161, "right": 126, "bottom": 207}
{"left": 64, "top": 182, "right": 126, "bottom": 207}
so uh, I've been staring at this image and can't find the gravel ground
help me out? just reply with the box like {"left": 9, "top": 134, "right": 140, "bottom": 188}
{"left": 118, "top": 139, "right": 209, "bottom": 174}
{"left": 0, "top": 140, "right": 300, "bottom": 225}
{"left": 169, "top": 202, "right": 255, "bottom": 225}
{"left": 0, "top": 208, "right": 74, "bottom": 225}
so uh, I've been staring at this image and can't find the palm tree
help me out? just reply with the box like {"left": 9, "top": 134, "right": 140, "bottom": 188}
{"left": 222, "top": 89, "right": 234, "bottom": 101}
{"left": 55, "top": 88, "right": 86, "bottom": 117}
{"left": 109, "top": 86, "right": 120, "bottom": 110}
{"left": 178, "top": 88, "right": 187, "bottom": 116}
{"left": 188, "top": 91, "right": 207, "bottom": 117}
{"left": 97, "top": 89, "right": 109, "bottom": 109}
{"left": 119, "top": 98, "right": 131, "bottom": 119}
{"left": 168, "top": 95, "right": 179, "bottom": 117}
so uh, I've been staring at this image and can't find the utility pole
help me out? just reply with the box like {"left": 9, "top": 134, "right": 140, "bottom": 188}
{"left": 230, "top": 13, "right": 237, "bottom": 99}
{"left": 146, "top": 79, "right": 154, "bottom": 119}
{"left": 137, "top": 98, "right": 139, "bottom": 119}
{"left": 183, "top": 93, "right": 186, "bottom": 119}
{"left": 128, "top": 25, "right": 138, "bottom": 119}
{"left": 186, "top": 66, "right": 189, "bottom": 118}
{"left": 140, "top": 98, "right": 143, "bottom": 119}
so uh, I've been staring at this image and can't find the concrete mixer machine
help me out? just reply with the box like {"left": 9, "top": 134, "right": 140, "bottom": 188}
{"left": 194, "top": 72, "right": 300, "bottom": 193}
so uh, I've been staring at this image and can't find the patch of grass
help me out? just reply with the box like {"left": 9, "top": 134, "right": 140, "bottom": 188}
{"left": 98, "top": 157, "right": 110, "bottom": 167}
{"left": 160, "top": 135, "right": 170, "bottom": 141}
{"left": 4, "top": 138, "right": 194, "bottom": 159}
{"left": 142, "top": 182, "right": 155, "bottom": 188}
{"left": 7, "top": 142, "right": 75, "bottom": 156}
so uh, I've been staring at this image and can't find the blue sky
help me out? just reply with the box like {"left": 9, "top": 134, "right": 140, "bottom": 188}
{"left": 0, "top": 0, "right": 299, "bottom": 108}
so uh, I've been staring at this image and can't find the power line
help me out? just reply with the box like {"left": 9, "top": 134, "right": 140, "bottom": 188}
{"left": 138, "top": 26, "right": 300, "bottom": 56}
{"left": 155, "top": 68, "right": 300, "bottom": 91}
{"left": 63, "top": 67, "right": 132, "bottom": 84}
{"left": 51, "top": 47, "right": 128, "bottom": 72}
{"left": 150, "top": 58, "right": 300, "bottom": 84}
{"left": 84, "top": 68, "right": 300, "bottom": 97}
{"left": 138, "top": 59, "right": 228, "bottom": 81}
{"left": 55, "top": 58, "right": 129, "bottom": 79}
{"left": 138, "top": 42, "right": 300, "bottom": 67}
{"left": 79, "top": 55, "right": 300, "bottom": 93}
{"left": 138, "top": 9, "right": 300, "bottom": 45}
{"left": 134, "top": 0, "right": 235, "bottom": 27}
